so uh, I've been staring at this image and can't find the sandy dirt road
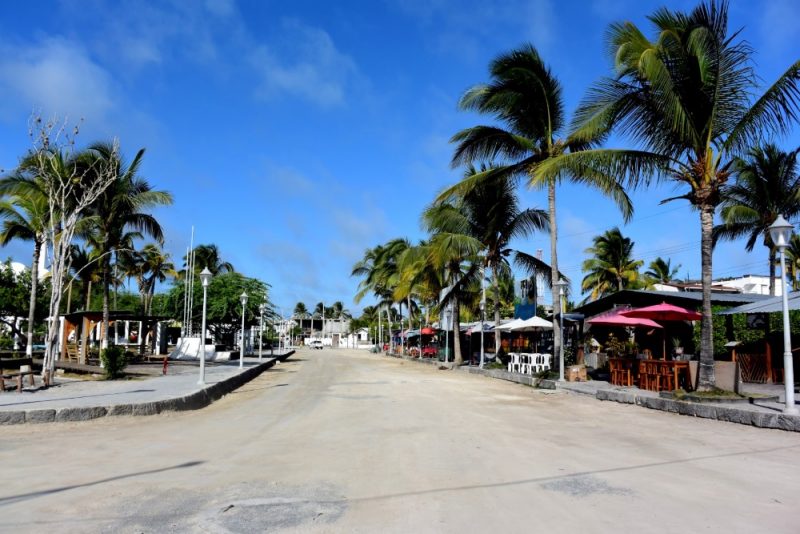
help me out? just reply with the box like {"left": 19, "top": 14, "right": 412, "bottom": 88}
{"left": 1, "top": 348, "right": 798, "bottom": 533}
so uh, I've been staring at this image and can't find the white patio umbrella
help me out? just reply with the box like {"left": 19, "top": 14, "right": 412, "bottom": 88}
{"left": 511, "top": 316, "right": 553, "bottom": 331}
{"left": 493, "top": 318, "right": 526, "bottom": 331}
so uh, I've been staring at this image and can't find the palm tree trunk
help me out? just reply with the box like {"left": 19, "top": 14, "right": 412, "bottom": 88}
{"left": 698, "top": 204, "right": 716, "bottom": 390}
{"left": 493, "top": 264, "right": 501, "bottom": 355}
{"left": 25, "top": 239, "right": 41, "bottom": 357}
{"left": 548, "top": 179, "right": 561, "bottom": 372}
{"left": 452, "top": 295, "right": 462, "bottom": 366}
{"left": 86, "top": 279, "right": 92, "bottom": 310}
{"left": 768, "top": 246, "right": 777, "bottom": 296}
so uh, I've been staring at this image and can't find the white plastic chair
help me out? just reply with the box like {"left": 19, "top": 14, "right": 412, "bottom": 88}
{"left": 541, "top": 353, "right": 552, "bottom": 372}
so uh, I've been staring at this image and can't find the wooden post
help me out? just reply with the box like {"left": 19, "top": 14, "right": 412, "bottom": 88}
{"left": 765, "top": 338, "right": 773, "bottom": 384}
{"left": 80, "top": 317, "right": 90, "bottom": 364}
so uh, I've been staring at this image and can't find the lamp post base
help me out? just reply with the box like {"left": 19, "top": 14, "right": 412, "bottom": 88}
{"left": 783, "top": 406, "right": 799, "bottom": 415}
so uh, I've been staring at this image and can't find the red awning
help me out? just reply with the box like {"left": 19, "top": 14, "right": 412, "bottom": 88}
{"left": 587, "top": 311, "right": 663, "bottom": 329}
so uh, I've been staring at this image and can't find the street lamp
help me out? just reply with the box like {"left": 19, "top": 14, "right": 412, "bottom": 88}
{"left": 197, "top": 267, "right": 212, "bottom": 386}
{"left": 239, "top": 291, "right": 248, "bottom": 369}
{"left": 769, "top": 214, "right": 798, "bottom": 415}
{"left": 554, "top": 278, "right": 569, "bottom": 382}
{"left": 479, "top": 261, "right": 487, "bottom": 369}
{"left": 258, "top": 302, "right": 266, "bottom": 362}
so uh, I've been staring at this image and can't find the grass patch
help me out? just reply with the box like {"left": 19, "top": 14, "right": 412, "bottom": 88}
{"left": 485, "top": 362, "right": 505, "bottom": 370}
{"left": 671, "top": 388, "right": 775, "bottom": 401}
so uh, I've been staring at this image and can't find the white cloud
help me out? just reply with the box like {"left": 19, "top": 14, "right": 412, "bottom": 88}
{"left": 250, "top": 20, "right": 361, "bottom": 107}
{"left": 205, "top": 0, "right": 236, "bottom": 18}
{"left": 0, "top": 38, "right": 115, "bottom": 124}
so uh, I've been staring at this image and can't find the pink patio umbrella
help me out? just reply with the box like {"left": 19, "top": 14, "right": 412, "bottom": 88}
{"left": 586, "top": 311, "right": 662, "bottom": 359}
{"left": 621, "top": 302, "right": 701, "bottom": 359}
{"left": 586, "top": 311, "right": 663, "bottom": 329}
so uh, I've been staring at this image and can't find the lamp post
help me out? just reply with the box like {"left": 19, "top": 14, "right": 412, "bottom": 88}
{"left": 258, "top": 302, "right": 265, "bottom": 362}
{"left": 769, "top": 214, "right": 798, "bottom": 415}
{"left": 197, "top": 268, "right": 212, "bottom": 386}
{"left": 480, "top": 261, "right": 487, "bottom": 368}
{"left": 239, "top": 291, "right": 248, "bottom": 369}
{"left": 554, "top": 278, "right": 569, "bottom": 382}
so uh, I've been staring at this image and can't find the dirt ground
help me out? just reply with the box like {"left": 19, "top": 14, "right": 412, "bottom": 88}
{"left": 1, "top": 347, "right": 798, "bottom": 533}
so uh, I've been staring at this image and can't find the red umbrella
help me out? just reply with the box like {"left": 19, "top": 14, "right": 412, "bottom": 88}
{"left": 420, "top": 327, "right": 436, "bottom": 335}
{"left": 621, "top": 302, "right": 701, "bottom": 321}
{"left": 587, "top": 311, "right": 663, "bottom": 329}
{"left": 621, "top": 302, "right": 700, "bottom": 359}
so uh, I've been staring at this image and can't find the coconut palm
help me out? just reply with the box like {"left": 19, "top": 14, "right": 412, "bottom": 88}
{"left": 644, "top": 257, "right": 681, "bottom": 285}
{"left": 581, "top": 228, "right": 643, "bottom": 301}
{"left": 0, "top": 177, "right": 48, "bottom": 356}
{"left": 539, "top": 1, "right": 800, "bottom": 389}
{"left": 293, "top": 302, "right": 308, "bottom": 317}
{"left": 714, "top": 145, "right": 800, "bottom": 295}
{"left": 444, "top": 45, "right": 633, "bottom": 371}
{"left": 83, "top": 142, "right": 173, "bottom": 348}
{"left": 430, "top": 168, "right": 550, "bottom": 353}
{"left": 139, "top": 244, "right": 175, "bottom": 315}
{"left": 784, "top": 235, "right": 800, "bottom": 291}
{"left": 186, "top": 244, "right": 235, "bottom": 276}
{"left": 68, "top": 245, "right": 103, "bottom": 312}
{"left": 352, "top": 238, "right": 411, "bottom": 351}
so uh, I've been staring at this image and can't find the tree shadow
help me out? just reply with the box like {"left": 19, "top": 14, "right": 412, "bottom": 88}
{"left": 0, "top": 460, "right": 205, "bottom": 506}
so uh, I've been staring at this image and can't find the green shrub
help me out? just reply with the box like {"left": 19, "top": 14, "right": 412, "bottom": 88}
{"left": 100, "top": 346, "right": 127, "bottom": 379}
{"left": 0, "top": 335, "right": 13, "bottom": 350}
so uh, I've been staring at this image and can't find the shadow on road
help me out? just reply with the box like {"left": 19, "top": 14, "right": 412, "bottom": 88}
{"left": 0, "top": 460, "right": 205, "bottom": 506}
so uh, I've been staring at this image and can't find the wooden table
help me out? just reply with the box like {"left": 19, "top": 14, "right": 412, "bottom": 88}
{"left": 609, "top": 358, "right": 636, "bottom": 386}
{"left": 638, "top": 360, "right": 692, "bottom": 392}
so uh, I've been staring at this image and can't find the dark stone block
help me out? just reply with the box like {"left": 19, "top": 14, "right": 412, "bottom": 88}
{"left": 108, "top": 404, "right": 134, "bottom": 416}
{"left": 56, "top": 406, "right": 107, "bottom": 422}
{"left": 0, "top": 411, "right": 25, "bottom": 425}
{"left": 26, "top": 409, "right": 55, "bottom": 423}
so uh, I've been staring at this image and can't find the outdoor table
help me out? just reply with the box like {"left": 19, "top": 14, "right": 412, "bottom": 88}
{"left": 638, "top": 360, "right": 692, "bottom": 392}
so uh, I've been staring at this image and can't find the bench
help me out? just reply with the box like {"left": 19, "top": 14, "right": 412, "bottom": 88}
{"left": 0, "top": 358, "right": 37, "bottom": 393}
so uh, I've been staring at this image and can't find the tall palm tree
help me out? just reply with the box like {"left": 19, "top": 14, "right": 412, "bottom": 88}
{"left": 430, "top": 169, "right": 550, "bottom": 353}
{"left": 784, "top": 235, "right": 800, "bottom": 291}
{"left": 352, "top": 238, "right": 411, "bottom": 351}
{"left": 139, "top": 244, "right": 175, "bottom": 315}
{"left": 0, "top": 178, "right": 48, "bottom": 356}
{"left": 540, "top": 1, "right": 800, "bottom": 389}
{"left": 581, "top": 227, "right": 643, "bottom": 301}
{"left": 714, "top": 145, "right": 800, "bottom": 295}
{"left": 186, "top": 244, "right": 235, "bottom": 276}
{"left": 68, "top": 245, "right": 102, "bottom": 312}
{"left": 83, "top": 143, "right": 172, "bottom": 348}
{"left": 644, "top": 257, "right": 681, "bottom": 285}
{"left": 444, "top": 45, "right": 633, "bottom": 371}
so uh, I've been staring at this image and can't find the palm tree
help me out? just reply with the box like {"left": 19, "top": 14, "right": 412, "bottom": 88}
{"left": 540, "top": 1, "right": 800, "bottom": 389}
{"left": 581, "top": 227, "right": 643, "bottom": 301}
{"left": 139, "top": 244, "right": 175, "bottom": 315}
{"left": 784, "top": 235, "right": 800, "bottom": 291}
{"left": 83, "top": 143, "right": 172, "bottom": 348}
{"left": 430, "top": 169, "right": 549, "bottom": 353}
{"left": 0, "top": 178, "right": 48, "bottom": 356}
{"left": 186, "top": 244, "right": 234, "bottom": 276}
{"left": 645, "top": 257, "right": 681, "bottom": 285}
{"left": 444, "top": 45, "right": 633, "bottom": 371}
{"left": 352, "top": 238, "right": 411, "bottom": 351}
{"left": 714, "top": 145, "right": 800, "bottom": 295}
{"left": 68, "top": 245, "right": 102, "bottom": 312}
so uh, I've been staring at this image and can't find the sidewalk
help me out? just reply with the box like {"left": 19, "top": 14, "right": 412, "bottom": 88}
{"left": 0, "top": 350, "right": 294, "bottom": 425}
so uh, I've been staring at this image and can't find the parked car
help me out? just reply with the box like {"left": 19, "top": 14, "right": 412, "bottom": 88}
{"left": 308, "top": 340, "right": 324, "bottom": 349}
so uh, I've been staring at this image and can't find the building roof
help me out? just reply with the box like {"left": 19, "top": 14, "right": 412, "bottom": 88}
{"left": 718, "top": 292, "right": 800, "bottom": 314}
{"left": 573, "top": 289, "right": 770, "bottom": 319}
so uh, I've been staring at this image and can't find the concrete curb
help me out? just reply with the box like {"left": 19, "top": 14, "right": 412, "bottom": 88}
{"left": 2, "top": 351, "right": 294, "bottom": 426}
{"left": 596, "top": 388, "right": 800, "bottom": 432}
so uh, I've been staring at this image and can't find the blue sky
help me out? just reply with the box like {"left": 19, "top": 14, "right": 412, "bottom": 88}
{"left": 0, "top": 0, "right": 798, "bottom": 315}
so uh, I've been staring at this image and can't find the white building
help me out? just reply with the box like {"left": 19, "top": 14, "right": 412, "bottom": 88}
{"left": 654, "top": 274, "right": 785, "bottom": 296}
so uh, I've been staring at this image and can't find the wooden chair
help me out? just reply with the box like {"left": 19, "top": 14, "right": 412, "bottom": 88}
{"left": 659, "top": 362, "right": 675, "bottom": 391}
{"left": 637, "top": 361, "right": 649, "bottom": 389}
{"left": 644, "top": 361, "right": 661, "bottom": 391}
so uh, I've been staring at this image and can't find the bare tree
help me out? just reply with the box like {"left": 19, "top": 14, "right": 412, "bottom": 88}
{"left": 26, "top": 115, "right": 119, "bottom": 382}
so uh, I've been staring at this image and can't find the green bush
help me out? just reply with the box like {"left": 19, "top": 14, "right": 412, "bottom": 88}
{"left": 0, "top": 335, "right": 13, "bottom": 350}
{"left": 100, "top": 346, "right": 127, "bottom": 379}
